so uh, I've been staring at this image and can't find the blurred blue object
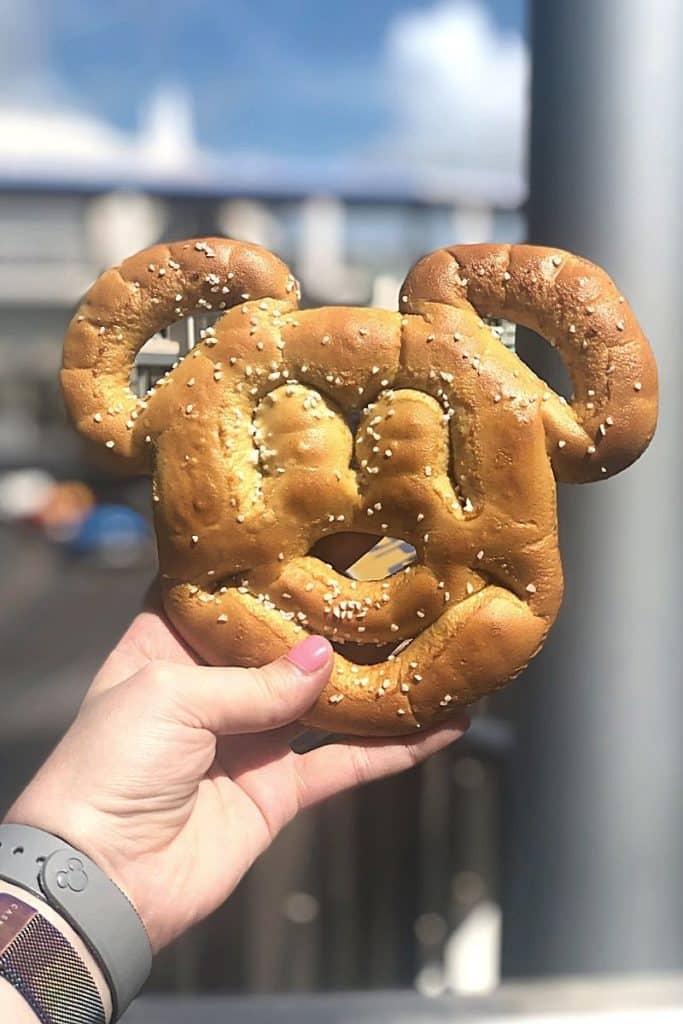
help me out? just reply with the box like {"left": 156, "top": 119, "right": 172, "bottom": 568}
{"left": 67, "top": 504, "right": 150, "bottom": 567}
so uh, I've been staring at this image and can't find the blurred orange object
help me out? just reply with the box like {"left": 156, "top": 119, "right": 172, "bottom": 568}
{"left": 31, "top": 480, "right": 95, "bottom": 536}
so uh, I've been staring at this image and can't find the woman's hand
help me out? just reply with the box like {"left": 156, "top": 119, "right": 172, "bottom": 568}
{"left": 5, "top": 601, "right": 468, "bottom": 952}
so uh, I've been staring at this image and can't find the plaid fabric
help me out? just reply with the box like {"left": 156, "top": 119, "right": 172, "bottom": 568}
{"left": 0, "top": 904, "right": 105, "bottom": 1024}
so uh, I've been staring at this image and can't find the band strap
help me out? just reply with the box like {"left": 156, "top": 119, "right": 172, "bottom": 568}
{"left": 0, "top": 892, "right": 106, "bottom": 1024}
{"left": 0, "top": 825, "right": 152, "bottom": 1019}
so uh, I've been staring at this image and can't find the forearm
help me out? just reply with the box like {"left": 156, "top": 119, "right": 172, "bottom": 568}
{"left": 0, "top": 881, "right": 113, "bottom": 1023}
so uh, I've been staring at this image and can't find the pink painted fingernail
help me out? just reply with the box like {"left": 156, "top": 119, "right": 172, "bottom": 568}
{"left": 286, "top": 636, "right": 332, "bottom": 674}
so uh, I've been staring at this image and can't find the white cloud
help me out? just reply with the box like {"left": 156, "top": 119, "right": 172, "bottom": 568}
{"left": 0, "top": 0, "right": 123, "bottom": 170}
{"left": 381, "top": 0, "right": 529, "bottom": 197}
{"left": 0, "top": 86, "right": 204, "bottom": 184}
{"left": 0, "top": 0, "right": 200, "bottom": 176}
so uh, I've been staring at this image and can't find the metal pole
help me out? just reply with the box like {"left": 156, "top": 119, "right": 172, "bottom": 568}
{"left": 503, "top": 0, "right": 683, "bottom": 975}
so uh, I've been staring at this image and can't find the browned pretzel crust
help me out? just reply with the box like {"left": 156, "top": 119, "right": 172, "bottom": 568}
{"left": 62, "top": 239, "right": 658, "bottom": 736}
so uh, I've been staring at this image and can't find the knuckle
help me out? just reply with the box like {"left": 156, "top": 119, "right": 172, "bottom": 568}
{"left": 140, "top": 660, "right": 177, "bottom": 697}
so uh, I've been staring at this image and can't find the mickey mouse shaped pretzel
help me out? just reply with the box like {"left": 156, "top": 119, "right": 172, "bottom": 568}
{"left": 62, "top": 238, "right": 658, "bottom": 736}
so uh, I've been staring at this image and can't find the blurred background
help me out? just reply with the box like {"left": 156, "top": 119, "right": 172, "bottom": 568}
{"left": 0, "top": 0, "right": 680, "bottom": 1019}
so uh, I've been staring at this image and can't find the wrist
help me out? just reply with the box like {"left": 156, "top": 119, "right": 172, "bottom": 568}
{"left": 5, "top": 803, "right": 163, "bottom": 952}
{"left": 0, "top": 881, "right": 114, "bottom": 1022}
{"left": 0, "top": 822, "right": 153, "bottom": 1019}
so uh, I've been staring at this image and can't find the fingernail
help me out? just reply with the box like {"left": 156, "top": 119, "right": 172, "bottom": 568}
{"left": 286, "top": 636, "right": 332, "bottom": 674}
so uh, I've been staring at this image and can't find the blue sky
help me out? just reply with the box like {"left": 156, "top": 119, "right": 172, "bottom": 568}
{"left": 2, "top": 0, "right": 526, "bottom": 164}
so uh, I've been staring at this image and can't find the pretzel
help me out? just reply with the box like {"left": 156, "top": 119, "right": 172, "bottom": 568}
{"left": 61, "top": 238, "right": 658, "bottom": 736}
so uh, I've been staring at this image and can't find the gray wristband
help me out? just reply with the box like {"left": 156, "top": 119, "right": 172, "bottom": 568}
{"left": 0, "top": 824, "right": 152, "bottom": 1020}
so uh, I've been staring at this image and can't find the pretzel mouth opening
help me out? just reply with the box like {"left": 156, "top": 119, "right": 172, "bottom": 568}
{"left": 308, "top": 532, "right": 417, "bottom": 580}
{"left": 310, "top": 530, "right": 424, "bottom": 664}
{"left": 311, "top": 532, "right": 413, "bottom": 667}
{"left": 330, "top": 639, "right": 402, "bottom": 665}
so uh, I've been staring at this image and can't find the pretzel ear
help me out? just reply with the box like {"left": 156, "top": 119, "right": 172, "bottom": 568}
{"left": 61, "top": 237, "right": 299, "bottom": 472}
{"left": 400, "top": 244, "right": 658, "bottom": 483}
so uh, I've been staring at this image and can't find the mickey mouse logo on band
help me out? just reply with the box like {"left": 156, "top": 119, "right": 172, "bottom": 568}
{"left": 56, "top": 858, "right": 89, "bottom": 893}
{"left": 62, "top": 239, "right": 658, "bottom": 737}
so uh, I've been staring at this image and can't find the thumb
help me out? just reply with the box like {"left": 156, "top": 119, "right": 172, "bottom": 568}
{"left": 150, "top": 635, "right": 334, "bottom": 735}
